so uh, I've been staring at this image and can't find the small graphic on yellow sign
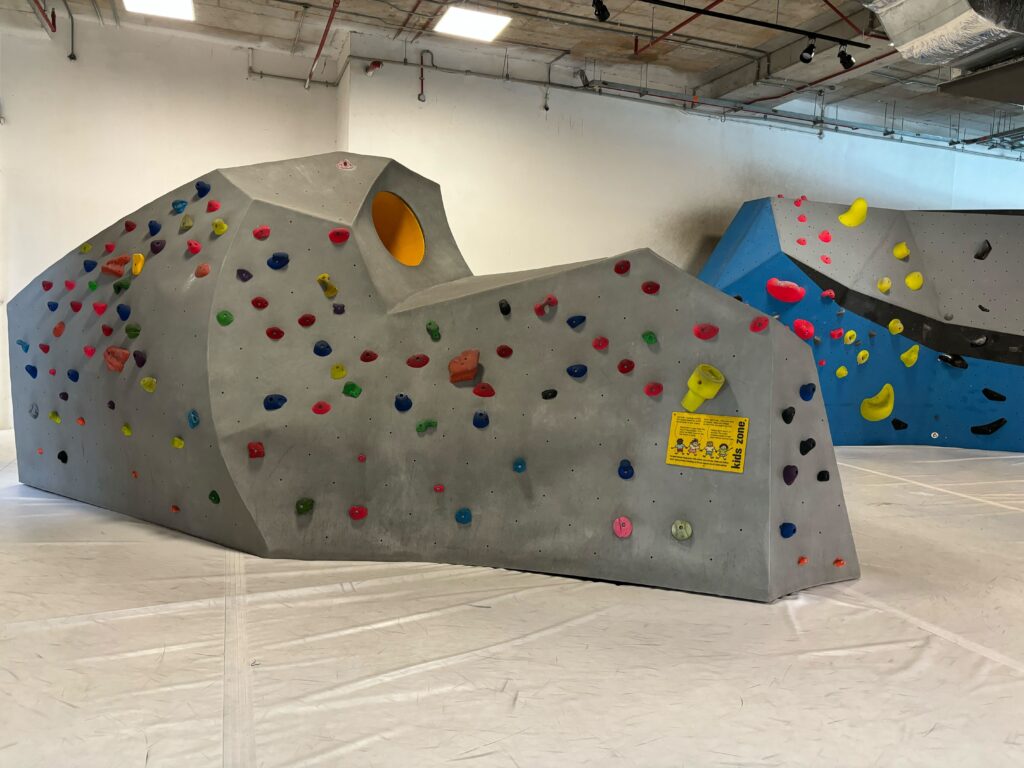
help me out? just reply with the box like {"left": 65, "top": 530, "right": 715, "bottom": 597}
{"left": 665, "top": 412, "right": 748, "bottom": 474}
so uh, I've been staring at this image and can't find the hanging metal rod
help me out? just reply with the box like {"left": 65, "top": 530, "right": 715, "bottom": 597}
{"left": 631, "top": 0, "right": 872, "bottom": 49}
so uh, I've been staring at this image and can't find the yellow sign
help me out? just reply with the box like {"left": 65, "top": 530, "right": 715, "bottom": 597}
{"left": 665, "top": 412, "right": 749, "bottom": 474}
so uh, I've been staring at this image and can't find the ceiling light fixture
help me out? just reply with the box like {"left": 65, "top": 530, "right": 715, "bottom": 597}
{"left": 122, "top": 0, "right": 195, "bottom": 21}
{"left": 593, "top": 0, "right": 610, "bottom": 22}
{"left": 434, "top": 6, "right": 511, "bottom": 42}
{"left": 799, "top": 39, "right": 816, "bottom": 64}
{"left": 838, "top": 45, "right": 856, "bottom": 70}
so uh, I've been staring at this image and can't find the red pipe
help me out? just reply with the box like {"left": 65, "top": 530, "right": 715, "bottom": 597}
{"left": 634, "top": 0, "right": 726, "bottom": 56}
{"left": 744, "top": 49, "right": 897, "bottom": 104}
{"left": 305, "top": 0, "right": 340, "bottom": 89}
{"left": 31, "top": 0, "right": 57, "bottom": 33}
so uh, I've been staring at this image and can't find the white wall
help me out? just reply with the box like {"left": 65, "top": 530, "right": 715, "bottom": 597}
{"left": 341, "top": 61, "right": 1024, "bottom": 278}
{"left": 0, "top": 22, "right": 338, "bottom": 424}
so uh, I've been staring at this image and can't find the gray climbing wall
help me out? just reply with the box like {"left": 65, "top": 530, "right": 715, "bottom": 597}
{"left": 8, "top": 152, "right": 858, "bottom": 602}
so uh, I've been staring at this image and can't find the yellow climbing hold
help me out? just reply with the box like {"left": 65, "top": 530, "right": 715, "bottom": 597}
{"left": 171, "top": 436, "right": 185, "bottom": 449}
{"left": 844, "top": 330, "right": 857, "bottom": 345}
{"left": 681, "top": 363, "right": 725, "bottom": 412}
{"left": 857, "top": 350, "right": 870, "bottom": 365}
{"left": 140, "top": 377, "right": 157, "bottom": 393}
{"left": 877, "top": 276, "right": 892, "bottom": 294}
{"left": 49, "top": 411, "right": 61, "bottom": 425}
{"left": 212, "top": 218, "right": 228, "bottom": 236}
{"left": 79, "top": 243, "right": 93, "bottom": 254}
{"left": 888, "top": 318, "right": 904, "bottom": 335}
{"left": 892, "top": 242, "right": 910, "bottom": 260}
{"left": 838, "top": 197, "right": 868, "bottom": 228}
{"left": 836, "top": 366, "right": 848, "bottom": 379}
{"left": 181, "top": 214, "right": 194, "bottom": 232}
{"left": 905, "top": 271, "right": 924, "bottom": 291}
{"left": 330, "top": 364, "right": 347, "bottom": 380}
{"left": 122, "top": 424, "right": 133, "bottom": 437}
{"left": 131, "top": 252, "right": 146, "bottom": 277}
{"left": 317, "top": 273, "right": 339, "bottom": 299}
{"left": 860, "top": 383, "right": 895, "bottom": 422}
{"left": 900, "top": 344, "right": 920, "bottom": 367}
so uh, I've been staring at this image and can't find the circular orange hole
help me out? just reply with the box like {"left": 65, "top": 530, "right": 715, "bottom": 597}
{"left": 372, "top": 191, "right": 425, "bottom": 267}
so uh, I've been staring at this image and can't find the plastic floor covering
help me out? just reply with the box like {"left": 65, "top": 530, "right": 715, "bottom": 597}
{"left": 2, "top": 428, "right": 1023, "bottom": 767}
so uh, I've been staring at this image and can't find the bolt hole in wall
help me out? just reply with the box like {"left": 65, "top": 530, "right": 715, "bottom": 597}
{"left": 372, "top": 191, "right": 425, "bottom": 266}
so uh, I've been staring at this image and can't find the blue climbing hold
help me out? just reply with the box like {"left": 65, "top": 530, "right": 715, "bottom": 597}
{"left": 116, "top": 304, "right": 131, "bottom": 321}
{"left": 67, "top": 369, "right": 79, "bottom": 383}
{"left": 187, "top": 409, "right": 200, "bottom": 429}
{"left": 83, "top": 259, "right": 97, "bottom": 273}
{"left": 472, "top": 411, "right": 490, "bottom": 429}
{"left": 566, "top": 364, "right": 588, "bottom": 379}
{"left": 780, "top": 522, "right": 797, "bottom": 539}
{"left": 799, "top": 383, "right": 817, "bottom": 402}
{"left": 47, "top": 301, "right": 58, "bottom": 312}
{"left": 566, "top": 315, "right": 586, "bottom": 329}
{"left": 618, "top": 459, "right": 634, "bottom": 480}
{"left": 171, "top": 199, "right": 188, "bottom": 214}
{"left": 16, "top": 340, "right": 28, "bottom": 353}
{"left": 148, "top": 220, "right": 161, "bottom": 237}
{"left": 263, "top": 394, "right": 288, "bottom": 411}
{"left": 455, "top": 507, "right": 472, "bottom": 525}
{"left": 25, "top": 365, "right": 38, "bottom": 379}
{"left": 313, "top": 340, "right": 332, "bottom": 357}
{"left": 195, "top": 180, "right": 211, "bottom": 198}
{"left": 394, "top": 393, "right": 413, "bottom": 412}
{"left": 267, "top": 253, "right": 290, "bottom": 270}
{"left": 512, "top": 457, "right": 526, "bottom": 473}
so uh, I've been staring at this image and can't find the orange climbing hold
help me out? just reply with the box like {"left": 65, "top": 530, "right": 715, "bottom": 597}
{"left": 104, "top": 347, "right": 130, "bottom": 373}
{"left": 102, "top": 254, "right": 130, "bottom": 277}
{"left": 194, "top": 263, "right": 211, "bottom": 278}
{"left": 53, "top": 322, "right": 66, "bottom": 338}
{"left": 448, "top": 349, "right": 480, "bottom": 383}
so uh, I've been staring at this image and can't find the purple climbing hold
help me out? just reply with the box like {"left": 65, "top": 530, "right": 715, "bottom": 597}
{"left": 783, "top": 465, "right": 799, "bottom": 485}
{"left": 133, "top": 350, "right": 147, "bottom": 368}
{"left": 237, "top": 269, "right": 253, "bottom": 282}
{"left": 333, "top": 303, "right": 346, "bottom": 315}
{"left": 150, "top": 239, "right": 166, "bottom": 255}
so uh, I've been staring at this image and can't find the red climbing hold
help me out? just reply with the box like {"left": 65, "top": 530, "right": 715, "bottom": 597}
{"left": 833, "top": 558, "right": 846, "bottom": 568}
{"left": 433, "top": 484, "right": 445, "bottom": 493}
{"left": 533, "top": 302, "right": 546, "bottom": 318}
{"left": 360, "top": 350, "right": 379, "bottom": 363}
{"left": 797, "top": 214, "right": 807, "bottom": 223}
{"left": 592, "top": 336, "right": 609, "bottom": 351}
{"left": 124, "top": 220, "right": 137, "bottom": 232}
{"left": 693, "top": 323, "right": 719, "bottom": 340}
{"left": 93, "top": 302, "right": 107, "bottom": 315}
{"left": 328, "top": 227, "right": 351, "bottom": 244}
{"left": 252, "top": 225, "right": 271, "bottom": 240}
{"left": 819, "top": 230, "right": 832, "bottom": 243}
{"left": 792, "top": 319, "right": 814, "bottom": 340}
{"left": 798, "top": 556, "right": 808, "bottom": 566}
{"left": 252, "top": 296, "right": 269, "bottom": 310}
{"left": 641, "top": 281, "right": 661, "bottom": 295}
{"left": 247, "top": 441, "right": 265, "bottom": 459}
{"left": 104, "top": 242, "right": 115, "bottom": 253}
{"left": 70, "top": 301, "right": 82, "bottom": 313}
{"left": 104, "top": 346, "right": 130, "bottom": 373}
{"left": 206, "top": 200, "right": 221, "bottom": 213}
{"left": 449, "top": 349, "right": 480, "bottom": 383}
{"left": 749, "top": 316, "right": 769, "bottom": 333}
{"left": 829, "top": 328, "right": 843, "bottom": 339}
{"left": 41, "top": 280, "right": 53, "bottom": 292}
{"left": 407, "top": 354, "right": 430, "bottom": 368}
{"left": 194, "top": 263, "right": 211, "bottom": 278}
{"left": 821, "top": 289, "right": 836, "bottom": 300}
{"left": 102, "top": 254, "right": 130, "bottom": 277}
{"left": 297, "top": 314, "right": 316, "bottom": 327}
{"left": 266, "top": 327, "right": 285, "bottom": 340}
{"left": 64, "top": 280, "right": 76, "bottom": 291}
{"left": 820, "top": 255, "right": 832, "bottom": 265}
{"left": 533, "top": 293, "right": 558, "bottom": 317}
{"left": 39, "top": 343, "right": 50, "bottom": 353}
{"left": 53, "top": 322, "right": 65, "bottom": 338}
{"left": 818, "top": 359, "right": 826, "bottom": 367}
{"left": 766, "top": 277, "right": 806, "bottom": 303}
{"left": 101, "top": 324, "right": 113, "bottom": 337}
{"left": 76, "top": 417, "right": 85, "bottom": 426}
{"left": 187, "top": 240, "right": 202, "bottom": 255}
{"left": 48, "top": 368, "right": 56, "bottom": 376}
{"left": 617, "top": 359, "right": 635, "bottom": 374}
{"left": 357, "top": 454, "right": 367, "bottom": 463}
{"left": 348, "top": 505, "right": 368, "bottom": 520}
{"left": 473, "top": 382, "right": 496, "bottom": 398}
{"left": 312, "top": 401, "right": 331, "bottom": 415}
{"left": 496, "top": 345, "right": 513, "bottom": 358}
{"left": 170, "top": 505, "right": 181, "bottom": 514}
{"left": 614, "top": 260, "right": 631, "bottom": 275}
{"left": 796, "top": 238, "right": 807, "bottom": 246}
{"left": 83, "top": 346, "right": 95, "bottom": 358}
{"left": 644, "top": 382, "right": 663, "bottom": 397}
{"left": 794, "top": 199, "right": 803, "bottom": 207}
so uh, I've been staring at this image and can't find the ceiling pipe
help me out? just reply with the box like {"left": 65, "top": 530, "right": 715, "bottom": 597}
{"left": 819, "top": 0, "right": 887, "bottom": 40}
{"left": 634, "top": 0, "right": 726, "bottom": 56}
{"left": 743, "top": 49, "right": 897, "bottom": 104}
{"left": 305, "top": 0, "right": 340, "bottom": 89}
{"left": 61, "top": 0, "right": 76, "bottom": 60}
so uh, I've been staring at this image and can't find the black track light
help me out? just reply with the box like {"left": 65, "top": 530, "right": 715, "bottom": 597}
{"left": 838, "top": 45, "right": 855, "bottom": 70}
{"left": 799, "top": 39, "right": 816, "bottom": 64}
{"left": 593, "top": 0, "right": 610, "bottom": 22}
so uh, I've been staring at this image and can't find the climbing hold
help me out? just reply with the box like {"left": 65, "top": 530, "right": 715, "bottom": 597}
{"left": 69, "top": 301, "right": 83, "bottom": 314}
{"left": 102, "top": 254, "right": 130, "bottom": 278}
{"left": 252, "top": 225, "right": 271, "bottom": 240}
{"left": 313, "top": 340, "right": 332, "bottom": 357}
{"left": 191, "top": 263, "right": 210, "bottom": 279}
{"left": 836, "top": 366, "right": 848, "bottom": 379}
{"left": 107, "top": 400, "right": 116, "bottom": 410}
{"left": 104, "top": 347, "right": 130, "bottom": 372}
{"left": 796, "top": 237, "right": 807, "bottom": 247}
{"left": 216, "top": 310, "right": 234, "bottom": 327}
{"left": 125, "top": 323, "right": 141, "bottom": 340}
{"left": 817, "top": 470, "right": 830, "bottom": 482}
{"left": 28, "top": 403, "right": 38, "bottom": 419}
{"left": 16, "top": 340, "right": 28, "bottom": 353}
{"left": 903, "top": 271, "right": 924, "bottom": 291}
{"left": 140, "top": 377, "right": 157, "bottom": 393}
{"left": 133, "top": 350, "right": 147, "bottom": 368}
{"left": 57, "top": 451, "right": 68, "bottom": 464}
{"left": 979, "top": 304, "right": 990, "bottom": 313}
{"left": 407, "top": 353, "right": 430, "bottom": 368}
{"left": 617, "top": 359, "right": 635, "bottom": 374}
{"left": 781, "top": 407, "right": 795, "bottom": 424}
{"left": 79, "top": 243, "right": 93, "bottom": 254}
{"left": 799, "top": 438, "right": 816, "bottom": 455}
{"left": 843, "top": 330, "right": 857, "bottom": 345}
{"left": 330, "top": 364, "right": 347, "bottom": 379}
{"left": 296, "top": 498, "right": 315, "bottom": 515}
{"left": 671, "top": 520, "right": 693, "bottom": 541}
{"left": 47, "top": 301, "right": 58, "bottom": 312}
{"left": 187, "top": 409, "right": 200, "bottom": 429}
{"left": 297, "top": 313, "right": 316, "bottom": 327}
{"left": 251, "top": 296, "right": 269, "bottom": 310}
{"left": 641, "top": 331, "right": 658, "bottom": 346}
{"left": 266, "top": 253, "right": 289, "bottom": 271}
{"left": 641, "top": 281, "right": 661, "bottom": 295}
{"left": 455, "top": 508, "right": 472, "bottom": 525}
{"left": 91, "top": 301, "right": 108, "bottom": 317}
{"left": 178, "top": 214, "right": 194, "bottom": 233}
{"left": 426, "top": 320, "right": 441, "bottom": 341}
{"left": 566, "top": 315, "right": 586, "bottom": 329}
{"left": 66, "top": 369, "right": 80, "bottom": 383}
{"left": 783, "top": 465, "right": 798, "bottom": 485}
{"left": 263, "top": 394, "right": 287, "bottom": 410}
{"left": 87, "top": 280, "right": 98, "bottom": 291}
{"left": 42, "top": 280, "right": 54, "bottom": 292}
{"left": 617, "top": 459, "right": 634, "bottom": 480}
{"left": 415, "top": 419, "right": 438, "bottom": 434}
{"left": 900, "top": 345, "right": 919, "bottom": 367}
{"left": 124, "top": 220, "right": 138, "bottom": 233}
{"left": 472, "top": 411, "right": 490, "bottom": 428}
{"left": 974, "top": 240, "right": 992, "bottom": 260}
{"left": 856, "top": 350, "right": 869, "bottom": 365}
{"left": 592, "top": 337, "right": 609, "bottom": 351}
{"left": 821, "top": 289, "right": 836, "bottom": 300}
{"left": 498, "top": 299, "right": 511, "bottom": 316}
{"left": 448, "top": 349, "right": 480, "bottom": 383}
{"left": 681, "top": 364, "right": 725, "bottom": 412}
{"left": 247, "top": 442, "right": 265, "bottom": 459}
{"left": 265, "top": 327, "right": 285, "bottom": 341}
{"left": 644, "top": 382, "right": 663, "bottom": 398}
{"left": 473, "top": 382, "right": 495, "bottom": 397}
{"left": 877, "top": 276, "right": 892, "bottom": 294}
{"left": 566, "top": 364, "right": 588, "bottom": 379}
{"left": 819, "top": 230, "right": 832, "bottom": 243}
{"left": 211, "top": 219, "right": 228, "bottom": 236}
{"left": 49, "top": 411, "right": 61, "bottom": 425}
{"left": 614, "top": 259, "right": 631, "bottom": 275}
{"left": 112, "top": 277, "right": 131, "bottom": 295}
{"left": 792, "top": 319, "right": 814, "bottom": 340}
{"left": 333, "top": 303, "right": 346, "bottom": 315}
{"left": 342, "top": 382, "right": 362, "bottom": 398}
{"left": 749, "top": 316, "right": 769, "bottom": 333}
{"left": 938, "top": 353, "right": 968, "bottom": 370}
{"left": 150, "top": 240, "right": 165, "bottom": 255}
{"left": 766, "top": 277, "right": 806, "bottom": 303}
{"left": 171, "top": 436, "right": 185, "bottom": 449}
{"left": 888, "top": 318, "right": 904, "bottom": 335}
{"left": 83, "top": 260, "right": 97, "bottom": 273}
{"left": 798, "top": 556, "right": 809, "bottom": 566}
{"left": 496, "top": 345, "right": 513, "bottom": 359}
{"left": 116, "top": 304, "right": 131, "bottom": 322}
{"left": 209, "top": 491, "right": 220, "bottom": 504}
{"left": 541, "top": 389, "right": 558, "bottom": 400}
{"left": 798, "top": 214, "right": 807, "bottom": 223}
{"left": 982, "top": 388, "right": 1007, "bottom": 402}
{"left": 312, "top": 401, "right": 332, "bottom": 415}
{"left": 394, "top": 394, "right": 413, "bottom": 412}
{"left": 348, "top": 505, "right": 369, "bottom": 520}
{"left": 64, "top": 279, "right": 76, "bottom": 291}
{"left": 892, "top": 242, "right": 910, "bottom": 260}
{"left": 799, "top": 383, "right": 817, "bottom": 401}
{"left": 512, "top": 457, "right": 526, "bottom": 473}
{"left": 360, "top": 350, "right": 379, "bottom": 363}
{"left": 313, "top": 274, "right": 339, "bottom": 301}
{"left": 971, "top": 418, "right": 1008, "bottom": 435}
{"left": 612, "top": 516, "right": 633, "bottom": 539}
{"left": 433, "top": 484, "right": 445, "bottom": 493}
{"left": 838, "top": 197, "right": 868, "bottom": 227}
{"left": 779, "top": 522, "right": 797, "bottom": 539}
{"left": 833, "top": 559, "right": 847, "bottom": 568}
{"left": 860, "top": 383, "right": 895, "bottom": 421}
{"left": 206, "top": 200, "right": 221, "bottom": 213}
{"left": 693, "top": 323, "right": 719, "bottom": 340}
{"left": 969, "top": 335, "right": 988, "bottom": 348}
{"left": 891, "top": 418, "right": 908, "bottom": 430}
{"left": 148, "top": 220, "right": 161, "bottom": 237}
{"left": 195, "top": 180, "right": 211, "bottom": 198}
{"left": 328, "top": 227, "right": 350, "bottom": 244}
{"left": 171, "top": 199, "right": 188, "bottom": 215}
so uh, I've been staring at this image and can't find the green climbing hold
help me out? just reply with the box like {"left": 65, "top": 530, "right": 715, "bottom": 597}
{"left": 342, "top": 381, "right": 362, "bottom": 398}
{"left": 642, "top": 330, "right": 658, "bottom": 345}
{"left": 80, "top": 243, "right": 93, "bottom": 254}
{"left": 671, "top": 520, "right": 693, "bottom": 541}
{"left": 426, "top": 320, "right": 441, "bottom": 341}
{"left": 295, "top": 497, "right": 315, "bottom": 515}
{"left": 416, "top": 418, "right": 439, "bottom": 434}
{"left": 216, "top": 310, "right": 234, "bottom": 327}
{"left": 113, "top": 277, "right": 131, "bottom": 294}
{"left": 125, "top": 323, "right": 141, "bottom": 339}
{"left": 88, "top": 280, "right": 98, "bottom": 292}
{"left": 209, "top": 490, "right": 221, "bottom": 504}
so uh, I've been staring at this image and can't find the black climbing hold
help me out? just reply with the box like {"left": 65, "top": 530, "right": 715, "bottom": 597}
{"left": 733, "top": 295, "right": 743, "bottom": 302}
{"left": 799, "top": 438, "right": 816, "bottom": 455}
{"left": 498, "top": 299, "right": 511, "bottom": 316}
{"left": 541, "top": 389, "right": 558, "bottom": 400}
{"left": 816, "top": 470, "right": 830, "bottom": 482}
{"left": 938, "top": 353, "right": 968, "bottom": 370}
{"left": 107, "top": 400, "right": 116, "bottom": 410}
{"left": 799, "top": 383, "right": 816, "bottom": 401}
{"left": 982, "top": 388, "right": 1007, "bottom": 402}
{"left": 971, "top": 417, "right": 1007, "bottom": 436}
{"left": 236, "top": 269, "right": 253, "bottom": 282}
{"left": 57, "top": 450, "right": 68, "bottom": 464}
{"left": 979, "top": 304, "right": 990, "bottom": 312}
{"left": 974, "top": 239, "right": 991, "bottom": 260}
{"left": 781, "top": 407, "right": 795, "bottom": 424}
{"left": 58, "top": 392, "right": 68, "bottom": 401}
{"left": 891, "top": 418, "right": 908, "bottom": 431}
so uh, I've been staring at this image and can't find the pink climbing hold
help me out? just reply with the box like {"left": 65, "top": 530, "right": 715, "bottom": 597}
{"left": 252, "top": 225, "right": 271, "bottom": 240}
{"left": 820, "top": 254, "right": 832, "bottom": 264}
{"left": 821, "top": 289, "right": 836, "bottom": 300}
{"left": 328, "top": 227, "right": 351, "bottom": 244}
{"left": 104, "top": 242, "right": 115, "bottom": 253}
{"left": 749, "top": 316, "right": 769, "bottom": 333}
{"left": 65, "top": 280, "right": 76, "bottom": 291}
{"left": 797, "top": 214, "right": 807, "bottom": 223}
{"left": 792, "top": 319, "right": 814, "bottom": 340}
{"left": 693, "top": 323, "right": 719, "bottom": 341}
{"left": 297, "top": 314, "right": 316, "bottom": 327}
{"left": 644, "top": 382, "right": 663, "bottom": 397}
{"left": 93, "top": 302, "right": 107, "bottom": 315}
{"left": 819, "top": 230, "right": 832, "bottom": 243}
{"left": 794, "top": 198, "right": 803, "bottom": 207}
{"left": 766, "top": 277, "right": 806, "bottom": 303}
{"left": 194, "top": 263, "right": 211, "bottom": 278}
{"left": 407, "top": 353, "right": 430, "bottom": 368}
{"left": 796, "top": 238, "right": 807, "bottom": 246}
{"left": 247, "top": 441, "right": 265, "bottom": 459}
{"left": 473, "top": 382, "right": 496, "bottom": 398}
{"left": 617, "top": 359, "right": 635, "bottom": 374}
{"left": 830, "top": 328, "right": 843, "bottom": 339}
{"left": 612, "top": 516, "right": 633, "bottom": 538}
{"left": 614, "top": 260, "right": 631, "bottom": 275}
{"left": 266, "top": 327, "right": 285, "bottom": 340}
{"left": 124, "top": 220, "right": 137, "bottom": 232}
{"left": 187, "top": 240, "right": 202, "bottom": 255}
{"left": 592, "top": 336, "right": 609, "bottom": 351}
{"left": 360, "top": 350, "right": 379, "bottom": 363}
{"left": 312, "top": 401, "right": 331, "bottom": 415}
{"left": 206, "top": 200, "right": 221, "bottom": 213}
{"left": 496, "top": 345, "right": 513, "bottom": 358}
{"left": 348, "top": 505, "right": 368, "bottom": 520}
{"left": 641, "top": 281, "right": 661, "bottom": 295}
{"left": 83, "top": 345, "right": 95, "bottom": 358}
{"left": 252, "top": 296, "right": 269, "bottom": 310}
{"left": 41, "top": 280, "right": 53, "bottom": 292}
{"left": 70, "top": 301, "right": 82, "bottom": 313}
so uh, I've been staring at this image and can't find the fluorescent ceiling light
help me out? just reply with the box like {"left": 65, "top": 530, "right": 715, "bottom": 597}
{"left": 122, "top": 0, "right": 195, "bottom": 21}
{"left": 434, "top": 6, "right": 511, "bottom": 42}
